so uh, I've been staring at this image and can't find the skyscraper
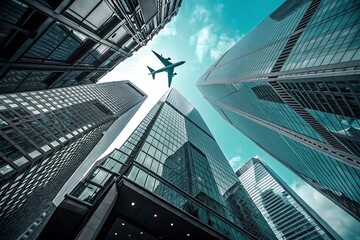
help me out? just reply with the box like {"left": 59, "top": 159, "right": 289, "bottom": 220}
{"left": 0, "top": 0, "right": 182, "bottom": 93}
{"left": 237, "top": 157, "right": 341, "bottom": 239}
{"left": 40, "top": 89, "right": 275, "bottom": 240}
{"left": 222, "top": 181, "right": 276, "bottom": 239}
{"left": 0, "top": 81, "right": 146, "bottom": 239}
{"left": 197, "top": 0, "right": 360, "bottom": 220}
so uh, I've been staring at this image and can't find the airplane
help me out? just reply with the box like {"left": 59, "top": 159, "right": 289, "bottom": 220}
{"left": 147, "top": 50, "right": 185, "bottom": 87}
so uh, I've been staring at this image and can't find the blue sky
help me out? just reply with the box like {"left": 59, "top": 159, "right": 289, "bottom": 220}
{"left": 100, "top": 1, "right": 360, "bottom": 238}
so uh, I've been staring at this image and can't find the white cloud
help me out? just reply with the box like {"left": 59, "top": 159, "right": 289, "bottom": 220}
{"left": 190, "top": 66, "right": 200, "bottom": 71}
{"left": 188, "top": 4, "right": 243, "bottom": 63}
{"left": 189, "top": 5, "right": 210, "bottom": 24}
{"left": 236, "top": 148, "right": 243, "bottom": 154}
{"left": 210, "top": 34, "right": 243, "bottom": 60}
{"left": 189, "top": 27, "right": 241, "bottom": 62}
{"left": 229, "top": 155, "right": 243, "bottom": 170}
{"left": 189, "top": 25, "right": 217, "bottom": 62}
{"left": 214, "top": 3, "right": 224, "bottom": 14}
{"left": 159, "top": 17, "right": 177, "bottom": 37}
{"left": 291, "top": 181, "right": 360, "bottom": 239}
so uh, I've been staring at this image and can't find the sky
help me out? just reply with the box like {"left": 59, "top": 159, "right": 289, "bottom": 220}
{"left": 99, "top": 1, "right": 360, "bottom": 238}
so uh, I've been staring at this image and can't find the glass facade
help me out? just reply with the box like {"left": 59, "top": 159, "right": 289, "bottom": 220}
{"left": 197, "top": 0, "right": 360, "bottom": 221}
{"left": 237, "top": 157, "right": 340, "bottom": 239}
{"left": 0, "top": 0, "right": 182, "bottom": 93}
{"left": 53, "top": 89, "right": 275, "bottom": 240}
{"left": 0, "top": 81, "right": 146, "bottom": 239}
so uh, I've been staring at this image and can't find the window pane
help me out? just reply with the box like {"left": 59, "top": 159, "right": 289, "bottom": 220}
{"left": 13, "top": 157, "right": 29, "bottom": 166}
{"left": 68, "top": 0, "right": 101, "bottom": 18}
{"left": 88, "top": 168, "right": 113, "bottom": 186}
{"left": 0, "top": 165, "right": 14, "bottom": 175}
{"left": 135, "top": 170, "right": 147, "bottom": 187}
{"left": 101, "top": 158, "right": 123, "bottom": 173}
{"left": 71, "top": 182, "right": 101, "bottom": 204}
{"left": 85, "top": 2, "right": 112, "bottom": 29}
{"left": 127, "top": 166, "right": 139, "bottom": 181}
{"left": 111, "top": 150, "right": 128, "bottom": 163}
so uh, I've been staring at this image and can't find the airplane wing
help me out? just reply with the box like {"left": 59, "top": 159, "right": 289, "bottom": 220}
{"left": 152, "top": 50, "right": 172, "bottom": 66}
{"left": 166, "top": 67, "right": 174, "bottom": 87}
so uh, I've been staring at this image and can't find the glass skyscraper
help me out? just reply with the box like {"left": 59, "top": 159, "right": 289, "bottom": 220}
{"left": 197, "top": 0, "right": 360, "bottom": 220}
{"left": 0, "top": 81, "right": 146, "bottom": 239}
{"left": 40, "top": 89, "right": 275, "bottom": 240}
{"left": 237, "top": 157, "right": 341, "bottom": 239}
{"left": 0, "top": 0, "right": 182, "bottom": 93}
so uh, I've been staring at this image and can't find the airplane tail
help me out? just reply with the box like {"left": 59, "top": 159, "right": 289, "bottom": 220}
{"left": 147, "top": 66, "right": 156, "bottom": 79}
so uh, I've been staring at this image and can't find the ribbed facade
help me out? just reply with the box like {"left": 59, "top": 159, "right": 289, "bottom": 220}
{"left": 40, "top": 89, "right": 275, "bottom": 240}
{"left": 237, "top": 157, "right": 340, "bottom": 240}
{"left": 0, "top": 0, "right": 182, "bottom": 93}
{"left": 197, "top": 0, "right": 360, "bottom": 220}
{"left": 0, "top": 81, "right": 146, "bottom": 239}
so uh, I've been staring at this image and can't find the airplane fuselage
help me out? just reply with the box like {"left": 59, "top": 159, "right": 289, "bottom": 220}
{"left": 153, "top": 61, "right": 185, "bottom": 74}
{"left": 147, "top": 50, "right": 185, "bottom": 87}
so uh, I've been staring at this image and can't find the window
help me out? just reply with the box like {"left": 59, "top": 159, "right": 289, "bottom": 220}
{"left": 66, "top": 0, "right": 113, "bottom": 30}
{"left": 0, "top": 117, "right": 8, "bottom": 127}
{"left": 127, "top": 166, "right": 139, "bottom": 180}
{"left": 85, "top": 2, "right": 113, "bottom": 29}
{"left": 101, "top": 158, "right": 123, "bottom": 173}
{"left": 13, "top": 157, "right": 29, "bottom": 166}
{"left": 29, "top": 150, "right": 41, "bottom": 159}
{"left": 0, "top": 165, "right": 14, "bottom": 175}
{"left": 108, "top": 27, "right": 127, "bottom": 43}
{"left": 71, "top": 182, "right": 101, "bottom": 204}
{"left": 41, "top": 145, "right": 51, "bottom": 152}
{"left": 110, "top": 150, "right": 128, "bottom": 163}
{"left": 67, "top": 0, "right": 101, "bottom": 19}
{"left": 88, "top": 168, "right": 113, "bottom": 187}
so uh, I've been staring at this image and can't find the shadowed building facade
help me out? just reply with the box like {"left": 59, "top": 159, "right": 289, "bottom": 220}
{"left": 197, "top": 0, "right": 360, "bottom": 220}
{"left": 0, "top": 0, "right": 182, "bottom": 93}
{"left": 237, "top": 157, "right": 341, "bottom": 239}
{"left": 0, "top": 81, "right": 146, "bottom": 239}
{"left": 222, "top": 181, "right": 275, "bottom": 239}
{"left": 39, "top": 89, "right": 275, "bottom": 240}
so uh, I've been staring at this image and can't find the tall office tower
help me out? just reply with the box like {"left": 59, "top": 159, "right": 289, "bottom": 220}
{"left": 237, "top": 157, "right": 340, "bottom": 239}
{"left": 0, "top": 0, "right": 182, "bottom": 94}
{"left": 0, "top": 81, "right": 146, "bottom": 239}
{"left": 40, "top": 89, "right": 275, "bottom": 240}
{"left": 197, "top": 0, "right": 360, "bottom": 220}
{"left": 222, "top": 181, "right": 276, "bottom": 239}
